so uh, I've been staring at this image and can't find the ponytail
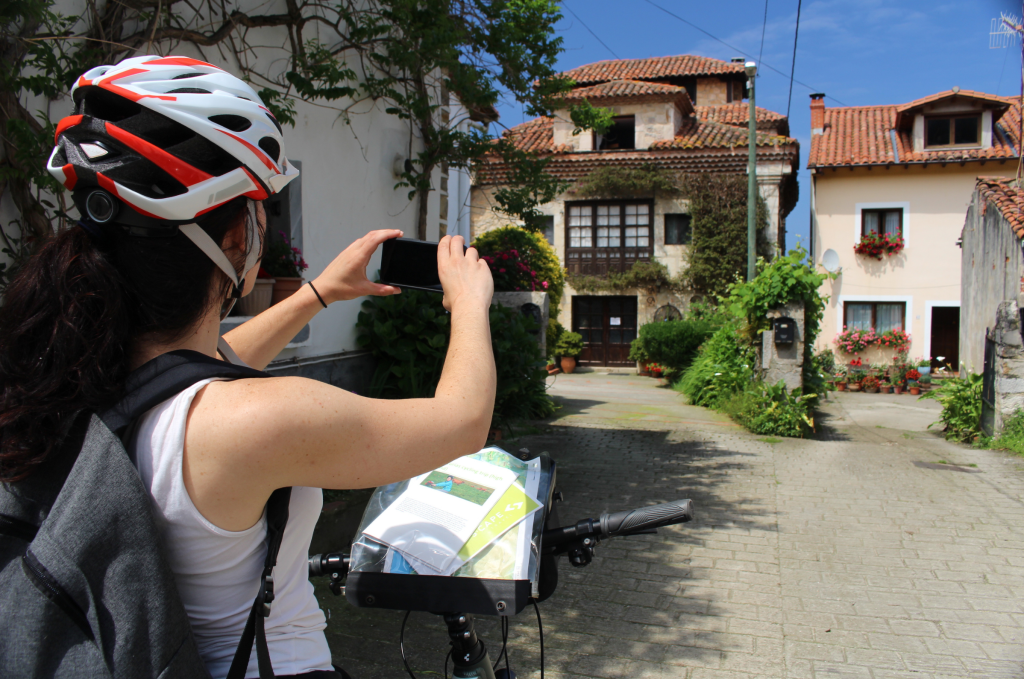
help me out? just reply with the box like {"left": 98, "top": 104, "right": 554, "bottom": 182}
{"left": 0, "top": 197, "right": 252, "bottom": 482}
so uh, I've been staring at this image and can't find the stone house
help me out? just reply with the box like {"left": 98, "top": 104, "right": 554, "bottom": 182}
{"left": 471, "top": 55, "right": 800, "bottom": 367}
{"left": 808, "top": 89, "right": 1020, "bottom": 370}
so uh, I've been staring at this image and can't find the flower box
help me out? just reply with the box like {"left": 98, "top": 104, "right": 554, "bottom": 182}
{"left": 854, "top": 232, "right": 904, "bottom": 260}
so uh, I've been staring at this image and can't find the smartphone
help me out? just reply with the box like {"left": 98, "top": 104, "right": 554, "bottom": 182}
{"left": 379, "top": 238, "right": 465, "bottom": 293}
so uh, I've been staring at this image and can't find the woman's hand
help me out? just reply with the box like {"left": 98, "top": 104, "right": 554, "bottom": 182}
{"left": 438, "top": 235, "right": 493, "bottom": 314}
{"left": 311, "top": 229, "right": 404, "bottom": 303}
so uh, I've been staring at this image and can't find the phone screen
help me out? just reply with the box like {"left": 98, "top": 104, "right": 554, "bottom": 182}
{"left": 379, "top": 238, "right": 454, "bottom": 293}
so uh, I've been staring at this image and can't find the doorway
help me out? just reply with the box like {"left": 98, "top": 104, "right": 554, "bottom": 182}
{"left": 930, "top": 306, "right": 959, "bottom": 370}
{"left": 572, "top": 296, "right": 638, "bottom": 366}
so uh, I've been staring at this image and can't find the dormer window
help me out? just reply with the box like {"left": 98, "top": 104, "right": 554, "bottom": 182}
{"left": 595, "top": 116, "right": 636, "bottom": 150}
{"left": 926, "top": 115, "right": 981, "bottom": 148}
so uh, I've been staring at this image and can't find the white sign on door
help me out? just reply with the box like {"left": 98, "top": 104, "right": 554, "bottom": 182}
{"left": 610, "top": 317, "right": 621, "bottom": 326}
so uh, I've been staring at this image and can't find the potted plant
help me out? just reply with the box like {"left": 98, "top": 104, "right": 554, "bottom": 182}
{"left": 862, "top": 375, "right": 880, "bottom": 394}
{"left": 834, "top": 368, "right": 848, "bottom": 391}
{"left": 879, "top": 380, "right": 892, "bottom": 394}
{"left": 629, "top": 337, "right": 651, "bottom": 376}
{"left": 908, "top": 380, "right": 921, "bottom": 396}
{"left": 237, "top": 266, "right": 276, "bottom": 316}
{"left": 916, "top": 357, "right": 932, "bottom": 376}
{"left": 918, "top": 373, "right": 932, "bottom": 391}
{"left": 650, "top": 363, "right": 663, "bottom": 378}
{"left": 848, "top": 376, "right": 863, "bottom": 392}
{"left": 556, "top": 332, "right": 583, "bottom": 374}
{"left": 263, "top": 231, "right": 308, "bottom": 305}
{"left": 905, "top": 368, "right": 920, "bottom": 384}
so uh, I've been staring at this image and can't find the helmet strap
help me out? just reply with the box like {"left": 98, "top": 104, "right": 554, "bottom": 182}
{"left": 179, "top": 222, "right": 242, "bottom": 298}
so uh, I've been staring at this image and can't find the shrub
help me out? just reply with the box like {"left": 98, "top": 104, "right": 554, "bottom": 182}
{"left": 677, "top": 324, "right": 755, "bottom": 409}
{"left": 356, "top": 290, "right": 555, "bottom": 424}
{"left": 555, "top": 331, "right": 583, "bottom": 357}
{"left": 635, "top": 318, "right": 719, "bottom": 374}
{"left": 628, "top": 336, "right": 651, "bottom": 365}
{"left": 473, "top": 226, "right": 565, "bottom": 313}
{"left": 921, "top": 373, "right": 982, "bottom": 442}
{"left": 724, "top": 381, "right": 816, "bottom": 438}
{"left": 547, "top": 319, "right": 566, "bottom": 362}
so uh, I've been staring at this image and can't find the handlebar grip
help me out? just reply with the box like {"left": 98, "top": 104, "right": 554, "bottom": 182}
{"left": 599, "top": 499, "right": 694, "bottom": 537}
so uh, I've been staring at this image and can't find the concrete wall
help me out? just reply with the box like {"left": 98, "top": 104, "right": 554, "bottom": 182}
{"left": 961, "top": 189, "right": 1024, "bottom": 374}
{"left": 551, "top": 101, "right": 684, "bottom": 151}
{"left": 811, "top": 162, "right": 1015, "bottom": 364}
{"left": 985, "top": 301, "right": 1024, "bottom": 434}
{"left": 761, "top": 302, "right": 805, "bottom": 390}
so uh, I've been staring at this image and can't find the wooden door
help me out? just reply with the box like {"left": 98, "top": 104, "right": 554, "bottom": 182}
{"left": 930, "top": 306, "right": 959, "bottom": 370}
{"left": 572, "top": 296, "right": 638, "bottom": 366}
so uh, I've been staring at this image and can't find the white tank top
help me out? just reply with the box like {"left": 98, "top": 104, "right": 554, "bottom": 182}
{"left": 133, "top": 378, "right": 334, "bottom": 679}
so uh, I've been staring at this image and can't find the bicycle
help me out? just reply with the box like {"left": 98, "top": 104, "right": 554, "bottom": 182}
{"left": 309, "top": 453, "right": 694, "bottom": 679}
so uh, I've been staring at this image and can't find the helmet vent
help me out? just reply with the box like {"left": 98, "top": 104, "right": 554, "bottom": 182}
{"left": 258, "top": 137, "right": 281, "bottom": 162}
{"left": 172, "top": 73, "right": 203, "bottom": 80}
{"left": 209, "top": 114, "right": 252, "bottom": 132}
{"left": 265, "top": 112, "right": 283, "bottom": 135}
{"left": 75, "top": 87, "right": 142, "bottom": 122}
{"left": 168, "top": 88, "right": 211, "bottom": 94}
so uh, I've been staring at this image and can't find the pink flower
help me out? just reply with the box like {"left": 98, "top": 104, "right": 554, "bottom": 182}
{"left": 499, "top": 268, "right": 506, "bottom": 273}
{"left": 542, "top": 281, "right": 549, "bottom": 289}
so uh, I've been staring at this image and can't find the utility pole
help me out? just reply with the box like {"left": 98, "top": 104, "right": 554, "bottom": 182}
{"left": 745, "top": 61, "right": 758, "bottom": 281}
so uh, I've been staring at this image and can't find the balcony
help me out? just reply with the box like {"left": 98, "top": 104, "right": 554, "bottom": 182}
{"left": 566, "top": 200, "right": 653, "bottom": 276}
{"left": 566, "top": 246, "right": 652, "bottom": 275}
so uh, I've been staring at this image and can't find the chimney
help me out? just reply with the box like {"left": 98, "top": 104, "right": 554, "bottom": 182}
{"left": 810, "top": 93, "right": 826, "bottom": 136}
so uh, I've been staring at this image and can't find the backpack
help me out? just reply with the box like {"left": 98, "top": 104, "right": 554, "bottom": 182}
{"left": 0, "top": 349, "right": 292, "bottom": 678}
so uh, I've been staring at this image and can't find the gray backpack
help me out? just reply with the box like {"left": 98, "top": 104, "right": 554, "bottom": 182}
{"left": 0, "top": 350, "right": 289, "bottom": 678}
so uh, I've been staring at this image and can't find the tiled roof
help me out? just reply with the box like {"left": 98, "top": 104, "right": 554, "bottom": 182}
{"left": 808, "top": 97, "right": 1021, "bottom": 168}
{"left": 560, "top": 55, "right": 744, "bottom": 85}
{"left": 977, "top": 176, "right": 1024, "bottom": 237}
{"left": 696, "top": 104, "right": 789, "bottom": 135}
{"left": 498, "top": 116, "right": 568, "bottom": 154}
{"left": 895, "top": 89, "right": 1011, "bottom": 114}
{"left": 651, "top": 119, "right": 793, "bottom": 150}
{"left": 558, "top": 80, "right": 694, "bottom": 114}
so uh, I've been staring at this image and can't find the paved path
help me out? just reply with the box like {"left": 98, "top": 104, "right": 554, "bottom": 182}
{"left": 318, "top": 374, "right": 1024, "bottom": 678}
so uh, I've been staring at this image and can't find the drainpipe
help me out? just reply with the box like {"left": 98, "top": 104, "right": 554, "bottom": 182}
{"left": 745, "top": 61, "right": 758, "bottom": 281}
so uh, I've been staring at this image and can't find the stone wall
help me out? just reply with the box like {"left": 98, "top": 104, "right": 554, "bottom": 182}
{"left": 492, "top": 291, "right": 549, "bottom": 356}
{"left": 960, "top": 188, "right": 1024, "bottom": 374}
{"left": 761, "top": 302, "right": 805, "bottom": 390}
{"left": 987, "top": 301, "right": 1024, "bottom": 434}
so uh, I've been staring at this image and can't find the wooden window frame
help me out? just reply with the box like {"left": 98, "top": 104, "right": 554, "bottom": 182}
{"left": 860, "top": 208, "right": 903, "bottom": 238}
{"left": 843, "top": 301, "right": 906, "bottom": 333}
{"left": 924, "top": 114, "right": 981, "bottom": 149}
{"left": 565, "top": 199, "right": 654, "bottom": 276}
{"left": 593, "top": 116, "right": 636, "bottom": 151}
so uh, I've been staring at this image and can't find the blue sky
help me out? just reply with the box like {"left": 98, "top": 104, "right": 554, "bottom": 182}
{"left": 492, "top": 0, "right": 1019, "bottom": 253}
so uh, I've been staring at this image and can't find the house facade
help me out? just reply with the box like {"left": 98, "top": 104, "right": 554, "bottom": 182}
{"left": 471, "top": 55, "right": 799, "bottom": 367}
{"left": 808, "top": 90, "right": 1020, "bottom": 370}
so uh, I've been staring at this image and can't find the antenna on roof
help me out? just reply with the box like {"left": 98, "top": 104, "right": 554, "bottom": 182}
{"left": 991, "top": 12, "right": 1022, "bottom": 49}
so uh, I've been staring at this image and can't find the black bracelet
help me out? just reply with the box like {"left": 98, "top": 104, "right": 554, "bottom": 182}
{"left": 308, "top": 281, "right": 328, "bottom": 309}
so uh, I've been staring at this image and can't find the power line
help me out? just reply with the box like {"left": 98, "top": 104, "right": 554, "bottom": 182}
{"left": 641, "top": 0, "right": 848, "bottom": 107}
{"left": 786, "top": 0, "right": 802, "bottom": 119}
{"left": 758, "top": 0, "right": 769, "bottom": 66}
{"left": 562, "top": 3, "right": 620, "bottom": 60}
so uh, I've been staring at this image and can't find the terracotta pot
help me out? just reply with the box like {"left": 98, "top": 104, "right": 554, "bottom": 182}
{"left": 560, "top": 356, "right": 576, "bottom": 374}
{"left": 848, "top": 383, "right": 862, "bottom": 392}
{"left": 652, "top": 370, "right": 663, "bottom": 378}
{"left": 487, "top": 428, "right": 502, "bottom": 441}
{"left": 909, "top": 387, "right": 921, "bottom": 395}
{"left": 237, "top": 278, "right": 275, "bottom": 316}
{"left": 271, "top": 277, "right": 304, "bottom": 306}
{"left": 894, "top": 386, "right": 904, "bottom": 395}
{"left": 865, "top": 386, "right": 879, "bottom": 394}
{"left": 880, "top": 386, "right": 892, "bottom": 394}
{"left": 836, "top": 382, "right": 847, "bottom": 391}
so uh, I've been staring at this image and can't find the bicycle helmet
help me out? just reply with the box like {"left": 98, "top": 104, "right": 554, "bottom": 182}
{"left": 46, "top": 55, "right": 299, "bottom": 297}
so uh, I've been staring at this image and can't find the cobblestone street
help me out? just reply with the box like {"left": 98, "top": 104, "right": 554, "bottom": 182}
{"left": 318, "top": 373, "right": 1024, "bottom": 678}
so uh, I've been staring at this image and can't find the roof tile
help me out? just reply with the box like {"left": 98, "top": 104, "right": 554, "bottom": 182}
{"left": 977, "top": 176, "right": 1024, "bottom": 236}
{"left": 560, "top": 55, "right": 744, "bottom": 85}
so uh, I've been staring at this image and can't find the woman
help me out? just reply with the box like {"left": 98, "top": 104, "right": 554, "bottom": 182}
{"left": 0, "top": 56, "right": 495, "bottom": 678}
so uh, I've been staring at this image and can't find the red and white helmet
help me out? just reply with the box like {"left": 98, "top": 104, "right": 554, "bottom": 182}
{"left": 47, "top": 55, "right": 298, "bottom": 225}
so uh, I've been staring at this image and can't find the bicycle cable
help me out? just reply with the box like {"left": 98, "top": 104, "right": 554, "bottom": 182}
{"left": 532, "top": 599, "right": 544, "bottom": 679}
{"left": 492, "top": 615, "right": 508, "bottom": 671}
{"left": 400, "top": 610, "right": 418, "bottom": 679}
{"left": 443, "top": 648, "right": 451, "bottom": 679}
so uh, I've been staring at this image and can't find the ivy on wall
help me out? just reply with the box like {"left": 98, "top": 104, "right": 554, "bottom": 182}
{"left": 572, "top": 164, "right": 680, "bottom": 199}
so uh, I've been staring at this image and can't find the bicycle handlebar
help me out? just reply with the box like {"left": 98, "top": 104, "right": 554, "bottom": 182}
{"left": 542, "top": 499, "right": 693, "bottom": 553}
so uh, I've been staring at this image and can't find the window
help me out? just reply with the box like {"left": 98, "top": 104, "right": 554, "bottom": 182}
{"left": 594, "top": 116, "right": 636, "bottom": 150}
{"left": 566, "top": 201, "right": 652, "bottom": 275}
{"left": 861, "top": 208, "right": 902, "bottom": 238}
{"left": 925, "top": 115, "right": 980, "bottom": 148}
{"left": 664, "top": 214, "right": 692, "bottom": 244}
{"left": 540, "top": 216, "right": 554, "bottom": 245}
{"left": 844, "top": 302, "right": 905, "bottom": 333}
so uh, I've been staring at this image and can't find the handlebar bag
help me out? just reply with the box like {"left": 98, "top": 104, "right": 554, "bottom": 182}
{"left": 0, "top": 350, "right": 272, "bottom": 678}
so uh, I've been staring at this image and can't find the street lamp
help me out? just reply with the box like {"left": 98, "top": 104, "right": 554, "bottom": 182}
{"left": 745, "top": 60, "right": 757, "bottom": 282}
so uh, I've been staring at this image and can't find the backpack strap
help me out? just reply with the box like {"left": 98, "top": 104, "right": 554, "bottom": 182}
{"left": 101, "top": 347, "right": 290, "bottom": 678}
{"left": 226, "top": 486, "right": 291, "bottom": 679}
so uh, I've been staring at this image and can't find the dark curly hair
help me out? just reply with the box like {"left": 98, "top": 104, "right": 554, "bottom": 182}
{"left": 0, "top": 197, "right": 255, "bottom": 482}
